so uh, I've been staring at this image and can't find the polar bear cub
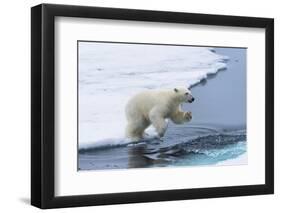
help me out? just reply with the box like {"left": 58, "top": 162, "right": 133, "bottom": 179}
{"left": 125, "top": 87, "right": 194, "bottom": 141}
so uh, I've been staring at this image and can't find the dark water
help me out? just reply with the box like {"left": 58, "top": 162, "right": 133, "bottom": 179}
{"left": 78, "top": 47, "right": 247, "bottom": 171}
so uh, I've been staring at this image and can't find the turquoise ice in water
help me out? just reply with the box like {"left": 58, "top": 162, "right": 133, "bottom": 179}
{"left": 78, "top": 43, "right": 247, "bottom": 171}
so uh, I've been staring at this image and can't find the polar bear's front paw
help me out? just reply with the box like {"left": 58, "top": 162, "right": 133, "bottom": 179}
{"left": 184, "top": 111, "right": 192, "bottom": 121}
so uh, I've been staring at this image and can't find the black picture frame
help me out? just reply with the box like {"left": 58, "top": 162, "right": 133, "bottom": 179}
{"left": 31, "top": 3, "right": 274, "bottom": 209}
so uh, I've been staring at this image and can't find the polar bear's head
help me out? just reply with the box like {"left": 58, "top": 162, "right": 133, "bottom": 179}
{"left": 174, "top": 87, "right": 195, "bottom": 103}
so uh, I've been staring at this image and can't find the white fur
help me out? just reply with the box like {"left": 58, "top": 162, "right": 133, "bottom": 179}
{"left": 125, "top": 87, "right": 193, "bottom": 141}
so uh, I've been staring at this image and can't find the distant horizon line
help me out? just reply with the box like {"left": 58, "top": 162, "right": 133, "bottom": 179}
{"left": 77, "top": 40, "right": 248, "bottom": 49}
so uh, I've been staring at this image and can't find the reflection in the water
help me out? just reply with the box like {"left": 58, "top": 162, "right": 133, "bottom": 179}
{"left": 79, "top": 125, "right": 246, "bottom": 171}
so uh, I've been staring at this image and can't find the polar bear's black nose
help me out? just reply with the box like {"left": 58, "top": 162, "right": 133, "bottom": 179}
{"left": 191, "top": 97, "right": 195, "bottom": 102}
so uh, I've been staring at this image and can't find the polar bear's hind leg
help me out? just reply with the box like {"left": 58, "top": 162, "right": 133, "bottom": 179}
{"left": 126, "top": 118, "right": 150, "bottom": 141}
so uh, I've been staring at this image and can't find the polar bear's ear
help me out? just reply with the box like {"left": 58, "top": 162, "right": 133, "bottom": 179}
{"left": 174, "top": 88, "right": 178, "bottom": 92}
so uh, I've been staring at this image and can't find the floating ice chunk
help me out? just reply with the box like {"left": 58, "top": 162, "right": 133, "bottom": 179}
{"left": 78, "top": 42, "right": 229, "bottom": 148}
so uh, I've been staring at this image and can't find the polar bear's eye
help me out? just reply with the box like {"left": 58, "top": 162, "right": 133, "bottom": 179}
{"left": 185, "top": 92, "right": 189, "bottom": 95}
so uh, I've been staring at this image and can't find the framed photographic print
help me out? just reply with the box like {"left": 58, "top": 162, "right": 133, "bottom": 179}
{"left": 31, "top": 3, "right": 274, "bottom": 209}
